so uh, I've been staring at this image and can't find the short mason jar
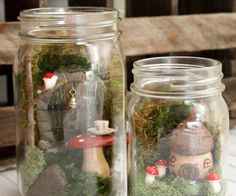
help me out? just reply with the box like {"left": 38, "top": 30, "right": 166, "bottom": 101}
{"left": 128, "top": 57, "right": 229, "bottom": 195}
{"left": 15, "top": 7, "right": 127, "bottom": 196}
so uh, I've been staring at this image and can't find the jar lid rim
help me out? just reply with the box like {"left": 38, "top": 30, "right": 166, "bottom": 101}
{"left": 19, "top": 7, "right": 118, "bottom": 18}
{"left": 133, "top": 56, "right": 222, "bottom": 72}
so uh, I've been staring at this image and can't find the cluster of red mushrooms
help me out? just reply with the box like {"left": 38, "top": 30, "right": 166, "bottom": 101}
{"left": 145, "top": 160, "right": 221, "bottom": 193}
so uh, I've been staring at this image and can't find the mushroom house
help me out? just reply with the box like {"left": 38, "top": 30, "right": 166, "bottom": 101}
{"left": 169, "top": 121, "right": 214, "bottom": 180}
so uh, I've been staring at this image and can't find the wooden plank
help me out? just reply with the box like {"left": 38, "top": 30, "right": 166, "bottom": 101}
{"left": 2, "top": 13, "right": 236, "bottom": 62}
{"left": 0, "top": 107, "right": 15, "bottom": 147}
{"left": 120, "top": 13, "right": 236, "bottom": 56}
{"left": 0, "top": 22, "right": 19, "bottom": 65}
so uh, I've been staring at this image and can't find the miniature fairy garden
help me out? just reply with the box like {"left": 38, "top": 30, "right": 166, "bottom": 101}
{"left": 129, "top": 99, "right": 226, "bottom": 196}
{"left": 16, "top": 43, "right": 124, "bottom": 196}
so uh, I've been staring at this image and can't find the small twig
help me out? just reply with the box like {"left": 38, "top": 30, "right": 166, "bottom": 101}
{"left": 24, "top": 55, "right": 35, "bottom": 146}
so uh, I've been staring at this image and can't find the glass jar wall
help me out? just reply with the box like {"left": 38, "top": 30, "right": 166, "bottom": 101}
{"left": 15, "top": 7, "right": 127, "bottom": 196}
{"left": 128, "top": 57, "right": 229, "bottom": 195}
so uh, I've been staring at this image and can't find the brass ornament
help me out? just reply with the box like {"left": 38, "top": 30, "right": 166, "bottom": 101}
{"left": 67, "top": 87, "right": 77, "bottom": 109}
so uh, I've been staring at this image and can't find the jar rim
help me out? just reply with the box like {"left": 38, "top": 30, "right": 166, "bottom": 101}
{"left": 131, "top": 56, "right": 224, "bottom": 99}
{"left": 18, "top": 7, "right": 120, "bottom": 40}
{"left": 19, "top": 7, "right": 118, "bottom": 19}
{"left": 133, "top": 56, "right": 221, "bottom": 73}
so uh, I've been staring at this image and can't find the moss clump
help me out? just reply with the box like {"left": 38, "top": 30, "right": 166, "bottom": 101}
{"left": 30, "top": 44, "right": 91, "bottom": 94}
{"left": 45, "top": 147, "right": 111, "bottom": 195}
{"left": 103, "top": 79, "right": 124, "bottom": 122}
{"left": 134, "top": 100, "right": 191, "bottom": 147}
{"left": 64, "top": 163, "right": 110, "bottom": 196}
{"left": 132, "top": 173, "right": 224, "bottom": 196}
{"left": 20, "top": 146, "right": 46, "bottom": 193}
{"left": 132, "top": 174, "right": 182, "bottom": 196}
{"left": 45, "top": 146, "right": 83, "bottom": 169}
{"left": 133, "top": 100, "right": 191, "bottom": 168}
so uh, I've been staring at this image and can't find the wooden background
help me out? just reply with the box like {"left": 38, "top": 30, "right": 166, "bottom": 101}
{"left": 1, "top": 0, "right": 236, "bottom": 151}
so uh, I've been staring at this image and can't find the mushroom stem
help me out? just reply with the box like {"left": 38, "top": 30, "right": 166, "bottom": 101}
{"left": 209, "top": 181, "right": 221, "bottom": 193}
{"left": 145, "top": 174, "right": 155, "bottom": 184}
{"left": 82, "top": 147, "right": 110, "bottom": 178}
{"left": 156, "top": 166, "right": 166, "bottom": 178}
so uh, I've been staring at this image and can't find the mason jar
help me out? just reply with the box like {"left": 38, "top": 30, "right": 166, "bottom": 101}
{"left": 15, "top": 7, "right": 127, "bottom": 196}
{"left": 128, "top": 57, "right": 229, "bottom": 195}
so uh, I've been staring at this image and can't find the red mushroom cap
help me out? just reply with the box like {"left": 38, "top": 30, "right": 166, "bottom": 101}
{"left": 43, "top": 73, "right": 54, "bottom": 79}
{"left": 67, "top": 134, "right": 113, "bottom": 149}
{"left": 206, "top": 173, "right": 221, "bottom": 181}
{"left": 146, "top": 166, "right": 159, "bottom": 176}
{"left": 156, "top": 160, "right": 168, "bottom": 167}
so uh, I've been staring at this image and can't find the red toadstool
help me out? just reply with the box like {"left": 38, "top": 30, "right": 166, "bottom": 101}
{"left": 205, "top": 173, "right": 221, "bottom": 193}
{"left": 145, "top": 166, "right": 159, "bottom": 184}
{"left": 43, "top": 72, "right": 58, "bottom": 90}
{"left": 156, "top": 160, "right": 168, "bottom": 178}
{"left": 67, "top": 134, "right": 113, "bottom": 178}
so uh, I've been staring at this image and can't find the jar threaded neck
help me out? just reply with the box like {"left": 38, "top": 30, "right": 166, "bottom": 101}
{"left": 131, "top": 56, "right": 224, "bottom": 99}
{"left": 18, "top": 7, "right": 120, "bottom": 40}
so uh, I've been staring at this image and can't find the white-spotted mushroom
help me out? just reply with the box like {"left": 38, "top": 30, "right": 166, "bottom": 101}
{"left": 156, "top": 160, "right": 168, "bottom": 178}
{"left": 206, "top": 173, "right": 221, "bottom": 193}
{"left": 43, "top": 73, "right": 58, "bottom": 90}
{"left": 145, "top": 166, "right": 159, "bottom": 185}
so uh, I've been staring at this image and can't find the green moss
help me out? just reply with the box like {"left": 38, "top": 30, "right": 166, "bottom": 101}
{"left": 135, "top": 141, "right": 161, "bottom": 170}
{"left": 45, "top": 146, "right": 82, "bottom": 168}
{"left": 30, "top": 44, "right": 91, "bottom": 95}
{"left": 134, "top": 100, "right": 191, "bottom": 147}
{"left": 64, "top": 163, "right": 110, "bottom": 196}
{"left": 147, "top": 101, "right": 191, "bottom": 138}
{"left": 103, "top": 79, "right": 124, "bottom": 122}
{"left": 45, "top": 146, "right": 111, "bottom": 195}
{"left": 133, "top": 100, "right": 192, "bottom": 168}
{"left": 20, "top": 146, "right": 46, "bottom": 193}
{"left": 132, "top": 174, "right": 182, "bottom": 196}
{"left": 18, "top": 73, "right": 28, "bottom": 109}
{"left": 131, "top": 172, "right": 225, "bottom": 196}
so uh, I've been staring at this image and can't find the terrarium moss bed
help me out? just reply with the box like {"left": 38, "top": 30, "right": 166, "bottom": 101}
{"left": 19, "top": 145, "right": 111, "bottom": 196}
{"left": 131, "top": 99, "right": 225, "bottom": 196}
{"left": 131, "top": 172, "right": 226, "bottom": 196}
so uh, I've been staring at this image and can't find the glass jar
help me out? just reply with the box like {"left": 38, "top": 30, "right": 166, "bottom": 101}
{"left": 128, "top": 57, "right": 229, "bottom": 195}
{"left": 15, "top": 7, "right": 127, "bottom": 196}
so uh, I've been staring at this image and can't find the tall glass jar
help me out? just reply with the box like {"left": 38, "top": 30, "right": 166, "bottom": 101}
{"left": 15, "top": 7, "right": 127, "bottom": 196}
{"left": 128, "top": 57, "right": 229, "bottom": 195}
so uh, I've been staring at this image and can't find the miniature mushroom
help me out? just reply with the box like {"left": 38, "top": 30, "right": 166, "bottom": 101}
{"left": 205, "top": 173, "right": 221, "bottom": 193}
{"left": 145, "top": 166, "right": 159, "bottom": 185}
{"left": 67, "top": 134, "right": 113, "bottom": 178}
{"left": 156, "top": 160, "right": 168, "bottom": 178}
{"left": 43, "top": 72, "right": 58, "bottom": 90}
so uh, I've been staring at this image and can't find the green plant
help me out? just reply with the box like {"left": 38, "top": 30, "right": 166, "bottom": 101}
{"left": 30, "top": 44, "right": 90, "bottom": 94}
{"left": 103, "top": 79, "right": 124, "bottom": 122}
{"left": 45, "top": 146, "right": 111, "bottom": 195}
{"left": 64, "top": 163, "right": 110, "bottom": 196}
{"left": 134, "top": 101, "right": 191, "bottom": 146}
{"left": 132, "top": 172, "right": 224, "bottom": 196}
{"left": 147, "top": 101, "right": 191, "bottom": 138}
{"left": 20, "top": 146, "right": 46, "bottom": 193}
